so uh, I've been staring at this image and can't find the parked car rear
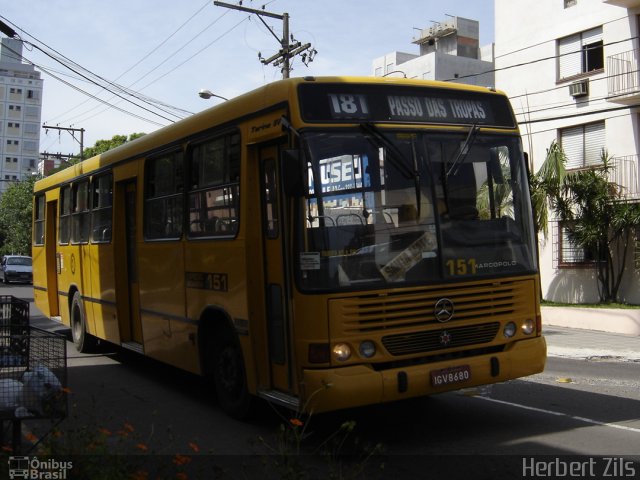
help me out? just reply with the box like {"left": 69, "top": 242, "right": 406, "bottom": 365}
{"left": 1, "top": 255, "right": 33, "bottom": 284}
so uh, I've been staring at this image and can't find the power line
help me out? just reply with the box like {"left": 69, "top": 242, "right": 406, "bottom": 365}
{"left": 42, "top": 0, "right": 211, "bottom": 124}
{"left": 213, "top": 1, "right": 316, "bottom": 79}
{"left": 0, "top": 15, "right": 191, "bottom": 123}
{"left": 518, "top": 102, "right": 638, "bottom": 126}
{"left": 21, "top": 53, "right": 166, "bottom": 127}
{"left": 134, "top": 13, "right": 247, "bottom": 92}
{"left": 445, "top": 36, "right": 637, "bottom": 83}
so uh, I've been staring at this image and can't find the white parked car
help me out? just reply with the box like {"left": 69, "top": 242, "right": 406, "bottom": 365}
{"left": 1, "top": 255, "right": 33, "bottom": 284}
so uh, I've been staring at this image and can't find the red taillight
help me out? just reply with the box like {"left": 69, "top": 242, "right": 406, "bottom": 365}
{"left": 308, "top": 343, "right": 330, "bottom": 363}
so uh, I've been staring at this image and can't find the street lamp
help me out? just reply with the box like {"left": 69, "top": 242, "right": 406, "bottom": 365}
{"left": 198, "top": 89, "right": 228, "bottom": 101}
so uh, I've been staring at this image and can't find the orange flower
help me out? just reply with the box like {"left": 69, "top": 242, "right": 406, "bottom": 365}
{"left": 173, "top": 454, "right": 191, "bottom": 466}
{"left": 24, "top": 432, "right": 38, "bottom": 443}
{"left": 62, "top": 387, "right": 73, "bottom": 394}
{"left": 289, "top": 418, "right": 304, "bottom": 427}
{"left": 2, "top": 445, "right": 13, "bottom": 453}
{"left": 130, "top": 471, "right": 149, "bottom": 480}
{"left": 136, "top": 443, "right": 148, "bottom": 452}
{"left": 188, "top": 442, "right": 200, "bottom": 453}
{"left": 98, "top": 428, "right": 112, "bottom": 436}
{"left": 123, "top": 422, "right": 135, "bottom": 432}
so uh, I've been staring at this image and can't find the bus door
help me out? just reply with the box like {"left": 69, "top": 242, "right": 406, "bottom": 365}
{"left": 45, "top": 200, "right": 59, "bottom": 316}
{"left": 114, "top": 180, "right": 143, "bottom": 348}
{"left": 260, "top": 145, "right": 293, "bottom": 393}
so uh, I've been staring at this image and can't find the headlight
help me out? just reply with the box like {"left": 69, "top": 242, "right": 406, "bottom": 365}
{"left": 503, "top": 322, "right": 517, "bottom": 338}
{"left": 333, "top": 343, "right": 351, "bottom": 361}
{"left": 359, "top": 341, "right": 376, "bottom": 358}
{"left": 522, "top": 319, "right": 535, "bottom": 335}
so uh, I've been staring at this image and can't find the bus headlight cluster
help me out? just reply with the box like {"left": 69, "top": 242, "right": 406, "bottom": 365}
{"left": 503, "top": 319, "right": 536, "bottom": 338}
{"left": 521, "top": 319, "right": 535, "bottom": 335}
{"left": 332, "top": 341, "right": 377, "bottom": 361}
{"left": 503, "top": 322, "right": 517, "bottom": 338}
{"left": 333, "top": 343, "right": 351, "bottom": 361}
{"left": 359, "top": 341, "right": 376, "bottom": 358}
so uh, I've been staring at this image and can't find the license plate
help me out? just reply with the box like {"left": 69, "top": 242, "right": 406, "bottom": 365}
{"left": 430, "top": 365, "right": 471, "bottom": 387}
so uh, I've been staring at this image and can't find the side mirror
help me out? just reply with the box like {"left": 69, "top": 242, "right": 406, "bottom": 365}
{"left": 281, "top": 149, "right": 306, "bottom": 196}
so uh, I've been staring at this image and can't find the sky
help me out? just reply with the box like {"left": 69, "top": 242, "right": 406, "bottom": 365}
{"left": 2, "top": 1, "right": 494, "bottom": 156}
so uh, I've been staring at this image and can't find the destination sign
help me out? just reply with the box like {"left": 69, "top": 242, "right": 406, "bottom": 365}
{"left": 299, "top": 83, "right": 516, "bottom": 128}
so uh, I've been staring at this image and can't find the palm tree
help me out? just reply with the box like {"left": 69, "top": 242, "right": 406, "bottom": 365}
{"left": 529, "top": 141, "right": 566, "bottom": 239}
{"left": 476, "top": 157, "right": 514, "bottom": 220}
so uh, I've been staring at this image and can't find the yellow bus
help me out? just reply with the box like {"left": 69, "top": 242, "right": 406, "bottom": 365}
{"left": 32, "top": 76, "right": 546, "bottom": 418}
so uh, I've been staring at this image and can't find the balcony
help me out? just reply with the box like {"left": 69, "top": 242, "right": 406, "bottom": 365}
{"left": 607, "top": 50, "right": 640, "bottom": 103}
{"left": 603, "top": 0, "right": 640, "bottom": 7}
{"left": 610, "top": 155, "right": 640, "bottom": 201}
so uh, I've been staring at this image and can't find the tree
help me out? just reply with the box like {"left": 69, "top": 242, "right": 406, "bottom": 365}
{"left": 77, "top": 132, "right": 146, "bottom": 161}
{"left": 0, "top": 176, "right": 36, "bottom": 256}
{"left": 529, "top": 141, "right": 566, "bottom": 239}
{"left": 551, "top": 150, "right": 640, "bottom": 303}
{"left": 49, "top": 133, "right": 146, "bottom": 175}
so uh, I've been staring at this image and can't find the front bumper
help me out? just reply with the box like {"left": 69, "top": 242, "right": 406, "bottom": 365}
{"left": 301, "top": 335, "right": 547, "bottom": 413}
{"left": 4, "top": 272, "right": 33, "bottom": 283}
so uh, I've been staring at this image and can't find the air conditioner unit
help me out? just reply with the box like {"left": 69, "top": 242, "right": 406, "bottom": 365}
{"left": 569, "top": 79, "right": 589, "bottom": 98}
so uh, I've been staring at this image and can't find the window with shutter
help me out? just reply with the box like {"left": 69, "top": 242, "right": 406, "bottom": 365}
{"left": 560, "top": 121, "right": 605, "bottom": 170}
{"left": 558, "top": 27, "right": 603, "bottom": 81}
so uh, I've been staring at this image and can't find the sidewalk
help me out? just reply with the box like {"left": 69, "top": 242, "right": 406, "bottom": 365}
{"left": 544, "top": 325, "right": 640, "bottom": 362}
{"left": 542, "top": 305, "right": 640, "bottom": 362}
{"left": 542, "top": 305, "right": 640, "bottom": 335}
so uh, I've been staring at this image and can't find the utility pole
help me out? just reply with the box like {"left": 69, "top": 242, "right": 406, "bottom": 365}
{"left": 213, "top": 1, "right": 316, "bottom": 79}
{"left": 42, "top": 125, "right": 85, "bottom": 161}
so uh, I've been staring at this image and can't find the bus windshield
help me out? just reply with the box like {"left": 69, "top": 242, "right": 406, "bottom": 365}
{"left": 296, "top": 128, "right": 537, "bottom": 291}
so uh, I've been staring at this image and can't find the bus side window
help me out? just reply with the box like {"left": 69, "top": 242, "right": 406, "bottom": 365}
{"left": 144, "top": 151, "right": 184, "bottom": 240}
{"left": 188, "top": 132, "right": 240, "bottom": 239}
{"left": 59, "top": 186, "right": 72, "bottom": 244}
{"left": 91, "top": 173, "right": 113, "bottom": 243}
{"left": 33, "top": 194, "right": 45, "bottom": 246}
{"left": 71, "top": 181, "right": 90, "bottom": 243}
{"left": 263, "top": 158, "right": 279, "bottom": 239}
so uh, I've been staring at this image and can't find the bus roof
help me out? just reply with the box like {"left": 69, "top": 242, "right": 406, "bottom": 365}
{"left": 34, "top": 76, "right": 509, "bottom": 192}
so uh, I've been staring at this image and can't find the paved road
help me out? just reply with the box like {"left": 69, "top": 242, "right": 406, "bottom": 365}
{"left": 3, "top": 283, "right": 640, "bottom": 479}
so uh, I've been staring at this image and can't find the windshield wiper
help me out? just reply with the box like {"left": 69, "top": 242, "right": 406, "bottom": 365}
{"left": 360, "top": 123, "right": 422, "bottom": 219}
{"left": 360, "top": 123, "right": 414, "bottom": 179}
{"left": 447, "top": 124, "right": 480, "bottom": 177}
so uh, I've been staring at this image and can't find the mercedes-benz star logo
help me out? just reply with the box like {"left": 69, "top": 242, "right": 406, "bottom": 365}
{"left": 434, "top": 298, "right": 454, "bottom": 323}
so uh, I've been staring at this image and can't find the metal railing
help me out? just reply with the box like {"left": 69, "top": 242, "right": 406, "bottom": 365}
{"left": 610, "top": 154, "right": 640, "bottom": 200}
{"left": 607, "top": 49, "right": 640, "bottom": 97}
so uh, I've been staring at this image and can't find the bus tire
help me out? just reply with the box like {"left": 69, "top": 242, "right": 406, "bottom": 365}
{"left": 71, "top": 291, "right": 96, "bottom": 353}
{"left": 210, "top": 330, "right": 253, "bottom": 419}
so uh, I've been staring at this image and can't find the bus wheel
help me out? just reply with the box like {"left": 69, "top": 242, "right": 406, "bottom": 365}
{"left": 212, "top": 332, "right": 253, "bottom": 419}
{"left": 71, "top": 291, "right": 96, "bottom": 353}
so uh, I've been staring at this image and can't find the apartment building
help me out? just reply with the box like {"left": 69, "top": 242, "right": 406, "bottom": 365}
{"left": 372, "top": 16, "right": 495, "bottom": 87}
{"left": 495, "top": 0, "right": 640, "bottom": 303}
{"left": 0, "top": 37, "right": 42, "bottom": 195}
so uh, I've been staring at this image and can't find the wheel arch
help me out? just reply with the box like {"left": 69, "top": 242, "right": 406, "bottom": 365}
{"left": 197, "top": 305, "right": 238, "bottom": 376}
{"left": 67, "top": 284, "right": 80, "bottom": 318}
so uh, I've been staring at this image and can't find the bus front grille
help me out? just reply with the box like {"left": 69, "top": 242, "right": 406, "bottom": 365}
{"left": 331, "top": 278, "right": 534, "bottom": 334}
{"left": 381, "top": 322, "right": 501, "bottom": 356}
